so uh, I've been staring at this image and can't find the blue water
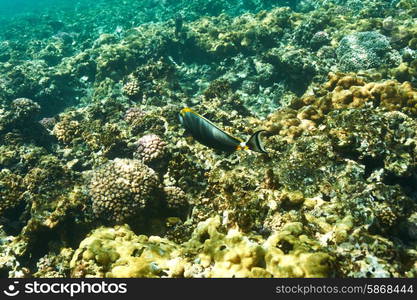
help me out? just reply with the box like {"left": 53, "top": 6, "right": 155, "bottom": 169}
{"left": 0, "top": 0, "right": 295, "bottom": 23}
{"left": 0, "top": 0, "right": 78, "bottom": 16}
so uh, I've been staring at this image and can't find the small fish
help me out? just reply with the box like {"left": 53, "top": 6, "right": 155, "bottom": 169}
{"left": 178, "top": 107, "right": 268, "bottom": 154}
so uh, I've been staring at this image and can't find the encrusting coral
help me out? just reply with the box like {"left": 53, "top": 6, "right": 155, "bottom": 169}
{"left": 70, "top": 217, "right": 334, "bottom": 278}
{"left": 336, "top": 31, "right": 401, "bottom": 72}
{"left": 70, "top": 225, "right": 185, "bottom": 278}
{"left": 163, "top": 186, "right": 189, "bottom": 210}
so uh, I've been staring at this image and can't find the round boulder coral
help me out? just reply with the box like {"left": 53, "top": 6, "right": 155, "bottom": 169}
{"left": 163, "top": 186, "right": 189, "bottom": 210}
{"left": 38, "top": 117, "right": 57, "bottom": 131}
{"left": 134, "top": 134, "right": 167, "bottom": 164}
{"left": 310, "top": 31, "right": 330, "bottom": 50}
{"left": 89, "top": 158, "right": 160, "bottom": 222}
{"left": 124, "top": 107, "right": 146, "bottom": 125}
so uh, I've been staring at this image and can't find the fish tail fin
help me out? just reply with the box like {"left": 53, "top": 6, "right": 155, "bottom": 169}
{"left": 246, "top": 130, "right": 268, "bottom": 154}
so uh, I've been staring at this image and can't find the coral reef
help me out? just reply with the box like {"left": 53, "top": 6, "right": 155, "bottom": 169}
{"left": 0, "top": 169, "right": 25, "bottom": 216}
{"left": 70, "top": 217, "right": 334, "bottom": 278}
{"left": 336, "top": 31, "right": 401, "bottom": 72}
{"left": 89, "top": 158, "right": 161, "bottom": 223}
{"left": 122, "top": 77, "right": 141, "bottom": 99}
{"left": 70, "top": 224, "right": 186, "bottom": 278}
{"left": 133, "top": 134, "right": 167, "bottom": 165}
{"left": 10, "top": 98, "right": 41, "bottom": 123}
{"left": 0, "top": 0, "right": 416, "bottom": 279}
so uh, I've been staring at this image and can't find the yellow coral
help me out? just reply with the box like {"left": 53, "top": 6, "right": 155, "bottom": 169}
{"left": 71, "top": 216, "right": 334, "bottom": 278}
{"left": 263, "top": 224, "right": 333, "bottom": 277}
{"left": 52, "top": 117, "right": 81, "bottom": 144}
{"left": 70, "top": 225, "right": 185, "bottom": 278}
{"left": 183, "top": 217, "right": 267, "bottom": 278}
{"left": 266, "top": 73, "right": 417, "bottom": 142}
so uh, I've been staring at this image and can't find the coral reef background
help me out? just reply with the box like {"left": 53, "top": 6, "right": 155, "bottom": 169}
{"left": 0, "top": 0, "right": 416, "bottom": 278}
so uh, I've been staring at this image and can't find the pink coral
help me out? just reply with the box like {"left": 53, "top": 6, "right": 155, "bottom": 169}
{"left": 134, "top": 134, "right": 167, "bottom": 164}
{"left": 124, "top": 107, "right": 145, "bottom": 125}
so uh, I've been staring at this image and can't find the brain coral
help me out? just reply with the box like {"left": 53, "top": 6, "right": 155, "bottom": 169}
{"left": 336, "top": 31, "right": 400, "bottom": 72}
{"left": 184, "top": 217, "right": 333, "bottom": 278}
{"left": 70, "top": 216, "right": 334, "bottom": 278}
{"left": 89, "top": 158, "right": 160, "bottom": 222}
